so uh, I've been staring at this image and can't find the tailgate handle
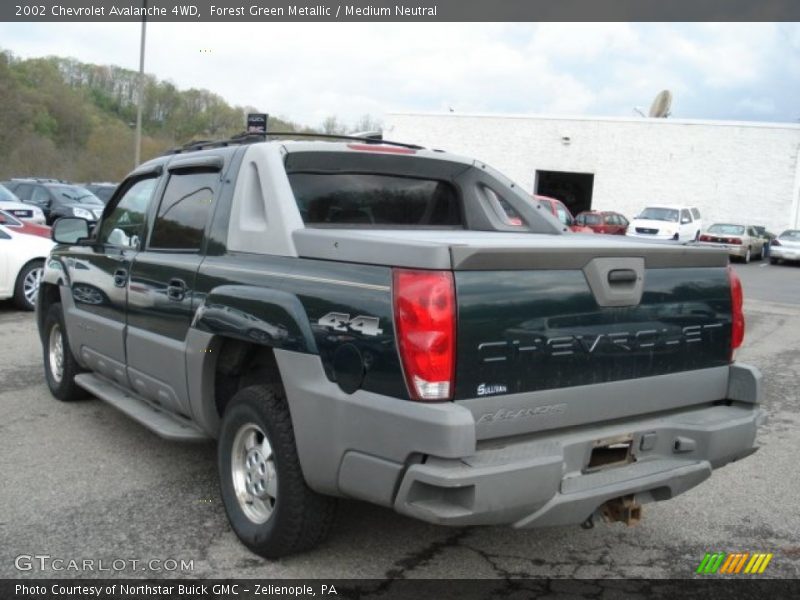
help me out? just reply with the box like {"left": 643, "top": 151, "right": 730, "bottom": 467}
{"left": 608, "top": 269, "right": 637, "bottom": 285}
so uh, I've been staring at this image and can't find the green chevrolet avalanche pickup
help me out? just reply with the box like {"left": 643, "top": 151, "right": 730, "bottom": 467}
{"left": 38, "top": 134, "right": 764, "bottom": 558}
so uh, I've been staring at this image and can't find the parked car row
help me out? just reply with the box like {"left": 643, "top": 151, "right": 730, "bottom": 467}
{"left": 538, "top": 198, "right": 786, "bottom": 266}
{"left": 1, "top": 179, "right": 107, "bottom": 226}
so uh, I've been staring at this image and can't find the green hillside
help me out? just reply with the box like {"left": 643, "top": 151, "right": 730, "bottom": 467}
{"left": 0, "top": 50, "right": 349, "bottom": 183}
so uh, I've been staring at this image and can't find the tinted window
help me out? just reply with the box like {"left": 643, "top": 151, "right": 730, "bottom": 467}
{"left": 779, "top": 230, "right": 800, "bottom": 240}
{"left": 98, "top": 177, "right": 158, "bottom": 248}
{"left": 708, "top": 224, "right": 745, "bottom": 235}
{"left": 681, "top": 209, "right": 692, "bottom": 222}
{"left": 0, "top": 211, "right": 21, "bottom": 226}
{"left": 0, "top": 184, "right": 18, "bottom": 202}
{"left": 31, "top": 186, "right": 51, "bottom": 204}
{"left": 14, "top": 184, "right": 33, "bottom": 201}
{"left": 289, "top": 173, "right": 461, "bottom": 227}
{"left": 483, "top": 186, "right": 524, "bottom": 227}
{"left": 691, "top": 208, "right": 701, "bottom": 219}
{"left": 639, "top": 207, "right": 679, "bottom": 222}
{"left": 582, "top": 213, "right": 601, "bottom": 225}
{"left": 149, "top": 170, "right": 217, "bottom": 250}
{"left": 48, "top": 185, "right": 103, "bottom": 205}
{"left": 553, "top": 202, "right": 572, "bottom": 226}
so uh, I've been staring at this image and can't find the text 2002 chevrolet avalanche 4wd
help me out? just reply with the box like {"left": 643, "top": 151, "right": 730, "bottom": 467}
{"left": 39, "top": 135, "right": 764, "bottom": 558}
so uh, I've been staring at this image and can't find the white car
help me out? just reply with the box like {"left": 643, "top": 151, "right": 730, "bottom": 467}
{"left": 626, "top": 205, "right": 703, "bottom": 242}
{"left": 0, "top": 224, "right": 55, "bottom": 310}
{"left": 0, "top": 183, "right": 47, "bottom": 224}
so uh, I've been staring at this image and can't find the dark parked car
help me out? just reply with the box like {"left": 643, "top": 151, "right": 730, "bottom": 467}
{"left": 575, "top": 210, "right": 629, "bottom": 235}
{"left": 84, "top": 182, "right": 118, "bottom": 204}
{"left": 4, "top": 179, "right": 105, "bottom": 225}
{"left": 752, "top": 226, "right": 776, "bottom": 258}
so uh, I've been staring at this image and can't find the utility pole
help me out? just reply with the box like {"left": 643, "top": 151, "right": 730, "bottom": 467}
{"left": 134, "top": 0, "right": 147, "bottom": 168}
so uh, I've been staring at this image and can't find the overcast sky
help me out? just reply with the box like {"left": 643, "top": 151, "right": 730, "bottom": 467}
{"left": 1, "top": 22, "right": 798, "bottom": 128}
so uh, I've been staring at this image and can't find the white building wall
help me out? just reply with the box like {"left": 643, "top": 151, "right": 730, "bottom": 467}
{"left": 386, "top": 113, "right": 800, "bottom": 234}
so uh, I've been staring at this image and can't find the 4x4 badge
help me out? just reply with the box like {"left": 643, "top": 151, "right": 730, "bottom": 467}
{"left": 318, "top": 312, "right": 383, "bottom": 336}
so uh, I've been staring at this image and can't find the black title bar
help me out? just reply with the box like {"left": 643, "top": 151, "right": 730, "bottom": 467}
{"left": 2, "top": 0, "right": 799, "bottom": 22}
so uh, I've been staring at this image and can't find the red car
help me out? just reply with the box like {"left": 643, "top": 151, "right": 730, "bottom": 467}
{"left": 534, "top": 195, "right": 593, "bottom": 233}
{"left": 0, "top": 209, "right": 52, "bottom": 239}
{"left": 575, "top": 210, "right": 629, "bottom": 235}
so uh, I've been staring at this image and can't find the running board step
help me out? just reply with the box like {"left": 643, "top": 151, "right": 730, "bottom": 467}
{"left": 75, "top": 373, "right": 209, "bottom": 442}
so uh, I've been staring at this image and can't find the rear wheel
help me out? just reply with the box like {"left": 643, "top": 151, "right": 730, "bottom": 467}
{"left": 43, "top": 303, "right": 86, "bottom": 401}
{"left": 770, "top": 257, "right": 780, "bottom": 265}
{"left": 13, "top": 260, "right": 44, "bottom": 311}
{"left": 218, "top": 384, "right": 337, "bottom": 558}
{"left": 743, "top": 248, "right": 751, "bottom": 263}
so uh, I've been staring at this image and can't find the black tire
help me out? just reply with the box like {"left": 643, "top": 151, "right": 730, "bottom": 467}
{"left": 13, "top": 259, "right": 44, "bottom": 311}
{"left": 43, "top": 303, "right": 87, "bottom": 402}
{"left": 770, "top": 257, "right": 779, "bottom": 265}
{"left": 218, "top": 384, "right": 337, "bottom": 558}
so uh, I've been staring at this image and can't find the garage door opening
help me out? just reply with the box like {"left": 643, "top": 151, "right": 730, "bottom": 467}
{"left": 535, "top": 170, "right": 595, "bottom": 216}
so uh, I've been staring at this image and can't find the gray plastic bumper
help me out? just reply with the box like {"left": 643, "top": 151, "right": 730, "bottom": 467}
{"left": 393, "top": 401, "right": 763, "bottom": 527}
{"left": 275, "top": 350, "right": 764, "bottom": 528}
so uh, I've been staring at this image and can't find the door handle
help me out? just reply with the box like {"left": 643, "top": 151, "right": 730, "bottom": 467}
{"left": 113, "top": 268, "right": 128, "bottom": 288}
{"left": 167, "top": 278, "right": 187, "bottom": 302}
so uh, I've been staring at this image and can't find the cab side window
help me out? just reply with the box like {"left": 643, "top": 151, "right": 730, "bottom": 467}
{"left": 14, "top": 184, "right": 33, "bottom": 202}
{"left": 148, "top": 170, "right": 217, "bottom": 251}
{"left": 681, "top": 209, "right": 692, "bottom": 223}
{"left": 97, "top": 177, "right": 159, "bottom": 249}
{"left": 31, "top": 186, "right": 51, "bottom": 206}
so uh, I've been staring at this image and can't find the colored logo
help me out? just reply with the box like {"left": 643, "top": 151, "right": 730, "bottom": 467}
{"left": 696, "top": 552, "right": 773, "bottom": 574}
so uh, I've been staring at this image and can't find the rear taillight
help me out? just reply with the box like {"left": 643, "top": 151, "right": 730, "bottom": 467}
{"left": 728, "top": 237, "right": 742, "bottom": 245}
{"left": 771, "top": 239, "right": 781, "bottom": 246}
{"left": 728, "top": 265, "right": 744, "bottom": 359}
{"left": 698, "top": 234, "right": 711, "bottom": 242}
{"left": 392, "top": 269, "right": 456, "bottom": 401}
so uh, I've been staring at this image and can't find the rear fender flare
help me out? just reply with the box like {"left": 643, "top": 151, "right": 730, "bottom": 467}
{"left": 192, "top": 285, "right": 317, "bottom": 354}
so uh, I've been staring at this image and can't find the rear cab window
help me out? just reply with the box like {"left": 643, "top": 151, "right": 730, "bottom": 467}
{"left": 285, "top": 149, "right": 465, "bottom": 229}
{"left": 289, "top": 172, "right": 461, "bottom": 227}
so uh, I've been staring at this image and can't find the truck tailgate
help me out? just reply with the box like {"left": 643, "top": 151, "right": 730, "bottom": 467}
{"left": 294, "top": 229, "right": 734, "bottom": 433}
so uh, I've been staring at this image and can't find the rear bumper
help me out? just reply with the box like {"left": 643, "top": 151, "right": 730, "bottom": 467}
{"left": 275, "top": 351, "right": 763, "bottom": 528}
{"left": 393, "top": 401, "right": 763, "bottom": 527}
{"left": 695, "top": 242, "right": 750, "bottom": 258}
{"left": 771, "top": 246, "right": 800, "bottom": 261}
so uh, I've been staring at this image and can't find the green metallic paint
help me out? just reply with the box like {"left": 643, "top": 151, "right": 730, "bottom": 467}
{"left": 454, "top": 267, "right": 732, "bottom": 400}
{"left": 193, "top": 254, "right": 407, "bottom": 399}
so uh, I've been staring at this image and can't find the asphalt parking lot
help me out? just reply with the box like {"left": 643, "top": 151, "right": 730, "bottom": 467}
{"left": 1, "top": 260, "right": 799, "bottom": 583}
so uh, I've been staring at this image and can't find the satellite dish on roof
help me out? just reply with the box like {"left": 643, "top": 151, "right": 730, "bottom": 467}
{"left": 649, "top": 90, "right": 672, "bottom": 118}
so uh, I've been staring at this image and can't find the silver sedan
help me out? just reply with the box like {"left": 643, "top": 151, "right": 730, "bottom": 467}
{"left": 696, "top": 223, "right": 765, "bottom": 263}
{"left": 770, "top": 229, "right": 800, "bottom": 265}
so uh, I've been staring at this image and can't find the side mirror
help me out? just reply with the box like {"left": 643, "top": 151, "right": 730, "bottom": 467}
{"left": 52, "top": 217, "right": 90, "bottom": 244}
